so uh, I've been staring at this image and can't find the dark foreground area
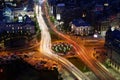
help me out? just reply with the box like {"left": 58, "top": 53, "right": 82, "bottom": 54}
{"left": 0, "top": 56, "right": 58, "bottom": 80}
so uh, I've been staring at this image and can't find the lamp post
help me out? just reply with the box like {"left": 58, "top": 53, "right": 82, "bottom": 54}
{"left": 93, "top": 30, "right": 98, "bottom": 38}
{"left": 56, "top": 14, "right": 61, "bottom": 21}
{"left": 56, "top": 14, "right": 61, "bottom": 31}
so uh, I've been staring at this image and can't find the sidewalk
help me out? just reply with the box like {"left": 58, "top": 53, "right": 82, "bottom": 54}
{"left": 85, "top": 72, "right": 99, "bottom": 80}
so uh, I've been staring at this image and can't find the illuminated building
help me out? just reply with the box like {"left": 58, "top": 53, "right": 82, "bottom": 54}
{"left": 105, "top": 26, "right": 120, "bottom": 72}
{"left": 71, "top": 18, "right": 93, "bottom": 36}
{"left": 0, "top": 5, "right": 35, "bottom": 49}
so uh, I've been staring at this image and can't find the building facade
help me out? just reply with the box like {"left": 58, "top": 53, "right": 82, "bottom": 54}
{"left": 105, "top": 27, "right": 120, "bottom": 73}
{"left": 0, "top": 15, "right": 36, "bottom": 49}
{"left": 71, "top": 19, "right": 93, "bottom": 36}
{"left": 0, "top": 1, "right": 37, "bottom": 50}
{"left": 100, "top": 20, "right": 110, "bottom": 37}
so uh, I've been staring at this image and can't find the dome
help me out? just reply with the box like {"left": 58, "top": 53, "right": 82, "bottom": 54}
{"left": 3, "top": 6, "right": 12, "bottom": 16}
{"left": 2, "top": 6, "right": 14, "bottom": 23}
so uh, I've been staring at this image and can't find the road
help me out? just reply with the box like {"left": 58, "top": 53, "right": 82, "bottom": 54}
{"left": 35, "top": 1, "right": 90, "bottom": 80}
{"left": 43, "top": 0, "right": 116, "bottom": 80}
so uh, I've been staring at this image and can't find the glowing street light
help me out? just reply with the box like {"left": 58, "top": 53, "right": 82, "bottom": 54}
{"left": 56, "top": 14, "right": 61, "bottom": 20}
{"left": 111, "top": 27, "right": 115, "bottom": 31}
{"left": 93, "top": 34, "right": 98, "bottom": 38}
{"left": 82, "top": 13, "right": 86, "bottom": 18}
{"left": 56, "top": 14, "right": 64, "bottom": 31}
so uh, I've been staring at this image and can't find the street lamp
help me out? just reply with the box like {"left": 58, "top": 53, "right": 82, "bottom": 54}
{"left": 93, "top": 30, "right": 98, "bottom": 38}
{"left": 111, "top": 26, "right": 115, "bottom": 31}
{"left": 56, "top": 14, "right": 61, "bottom": 30}
{"left": 82, "top": 13, "right": 86, "bottom": 18}
{"left": 56, "top": 14, "right": 61, "bottom": 21}
{"left": 93, "top": 34, "right": 98, "bottom": 38}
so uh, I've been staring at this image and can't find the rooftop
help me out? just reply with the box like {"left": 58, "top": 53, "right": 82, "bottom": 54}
{"left": 72, "top": 19, "right": 90, "bottom": 27}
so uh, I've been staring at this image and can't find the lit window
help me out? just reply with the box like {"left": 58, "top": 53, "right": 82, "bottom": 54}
{"left": 104, "top": 3, "right": 109, "bottom": 7}
{"left": 20, "top": 27, "right": 22, "bottom": 29}
{"left": 7, "top": 31, "right": 9, "bottom": 33}
{"left": 12, "top": 27, "right": 14, "bottom": 30}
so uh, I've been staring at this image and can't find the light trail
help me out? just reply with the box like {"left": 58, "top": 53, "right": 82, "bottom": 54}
{"left": 42, "top": 0, "right": 116, "bottom": 80}
{"left": 35, "top": 1, "right": 90, "bottom": 80}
